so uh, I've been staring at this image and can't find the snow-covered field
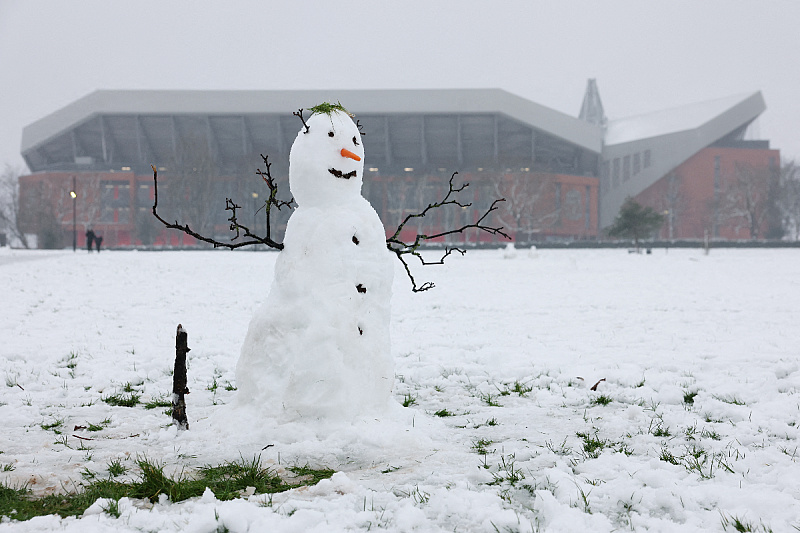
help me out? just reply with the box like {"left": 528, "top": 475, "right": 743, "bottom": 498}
{"left": 1, "top": 247, "right": 799, "bottom": 532}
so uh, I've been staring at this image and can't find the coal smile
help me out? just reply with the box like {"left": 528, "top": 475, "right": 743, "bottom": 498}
{"left": 329, "top": 168, "right": 357, "bottom": 180}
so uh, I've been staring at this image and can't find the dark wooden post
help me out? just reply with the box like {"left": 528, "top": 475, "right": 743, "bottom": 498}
{"left": 173, "top": 324, "right": 190, "bottom": 430}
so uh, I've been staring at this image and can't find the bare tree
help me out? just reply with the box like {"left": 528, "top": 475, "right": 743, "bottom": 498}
{"left": 720, "top": 163, "right": 773, "bottom": 239}
{"left": 491, "top": 173, "right": 559, "bottom": 243}
{"left": 777, "top": 159, "right": 800, "bottom": 241}
{"left": 660, "top": 172, "right": 687, "bottom": 240}
{"left": 161, "top": 139, "right": 221, "bottom": 244}
{"left": 0, "top": 165, "right": 30, "bottom": 248}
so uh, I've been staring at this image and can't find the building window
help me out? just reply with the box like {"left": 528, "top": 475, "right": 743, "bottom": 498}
{"left": 623, "top": 155, "right": 631, "bottom": 182}
{"left": 612, "top": 158, "right": 620, "bottom": 188}
{"left": 101, "top": 181, "right": 130, "bottom": 208}
{"left": 116, "top": 207, "right": 131, "bottom": 224}
{"left": 584, "top": 185, "right": 591, "bottom": 230}
{"left": 644, "top": 150, "right": 652, "bottom": 168}
{"left": 555, "top": 182, "right": 562, "bottom": 211}
{"left": 564, "top": 189, "right": 582, "bottom": 220}
{"left": 136, "top": 183, "right": 152, "bottom": 207}
{"left": 633, "top": 153, "right": 641, "bottom": 175}
{"left": 713, "top": 155, "right": 721, "bottom": 237}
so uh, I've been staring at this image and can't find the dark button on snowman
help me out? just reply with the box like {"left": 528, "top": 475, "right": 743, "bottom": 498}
{"left": 235, "top": 103, "right": 395, "bottom": 420}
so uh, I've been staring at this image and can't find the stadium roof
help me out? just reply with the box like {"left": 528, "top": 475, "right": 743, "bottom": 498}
{"left": 21, "top": 89, "right": 604, "bottom": 174}
{"left": 605, "top": 91, "right": 765, "bottom": 146}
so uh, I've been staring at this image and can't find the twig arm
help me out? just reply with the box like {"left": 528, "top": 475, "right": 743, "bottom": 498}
{"left": 150, "top": 164, "right": 287, "bottom": 250}
{"left": 386, "top": 172, "right": 510, "bottom": 292}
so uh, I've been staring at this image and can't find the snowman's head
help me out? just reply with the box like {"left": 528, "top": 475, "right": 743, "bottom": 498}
{"left": 289, "top": 106, "right": 365, "bottom": 208}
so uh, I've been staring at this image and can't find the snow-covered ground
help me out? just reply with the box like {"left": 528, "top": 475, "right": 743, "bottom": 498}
{"left": 1, "top": 247, "right": 799, "bottom": 532}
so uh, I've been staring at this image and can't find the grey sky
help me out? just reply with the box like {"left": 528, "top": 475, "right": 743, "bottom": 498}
{"left": 2, "top": 0, "right": 798, "bottom": 172}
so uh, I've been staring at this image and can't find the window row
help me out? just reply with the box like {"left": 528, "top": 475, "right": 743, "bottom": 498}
{"left": 601, "top": 150, "right": 652, "bottom": 194}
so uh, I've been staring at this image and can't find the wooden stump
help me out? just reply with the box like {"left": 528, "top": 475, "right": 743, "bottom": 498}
{"left": 173, "top": 324, "right": 190, "bottom": 430}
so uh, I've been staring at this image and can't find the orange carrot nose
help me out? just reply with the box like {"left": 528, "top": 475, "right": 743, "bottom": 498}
{"left": 341, "top": 148, "right": 361, "bottom": 161}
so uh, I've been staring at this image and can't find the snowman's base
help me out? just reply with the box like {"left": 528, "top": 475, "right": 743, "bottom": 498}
{"left": 203, "top": 400, "right": 436, "bottom": 470}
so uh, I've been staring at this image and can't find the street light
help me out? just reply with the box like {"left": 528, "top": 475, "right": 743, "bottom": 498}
{"left": 252, "top": 192, "right": 259, "bottom": 251}
{"left": 70, "top": 176, "right": 77, "bottom": 252}
{"left": 662, "top": 209, "right": 673, "bottom": 240}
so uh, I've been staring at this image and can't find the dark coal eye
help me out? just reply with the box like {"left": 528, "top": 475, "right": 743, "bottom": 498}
{"left": 328, "top": 131, "right": 335, "bottom": 137}
{"left": 352, "top": 136, "right": 360, "bottom": 146}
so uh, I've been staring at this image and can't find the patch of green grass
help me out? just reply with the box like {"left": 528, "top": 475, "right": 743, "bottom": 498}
{"left": 102, "top": 393, "right": 140, "bottom": 408}
{"left": 488, "top": 454, "right": 524, "bottom": 487}
{"left": 433, "top": 408, "right": 454, "bottom": 417}
{"left": 714, "top": 394, "right": 746, "bottom": 406}
{"left": 485, "top": 417, "right": 499, "bottom": 426}
{"left": 479, "top": 392, "right": 502, "bottom": 407}
{"left": 659, "top": 447, "right": 680, "bottom": 465}
{"left": 40, "top": 418, "right": 64, "bottom": 432}
{"left": 682, "top": 445, "right": 735, "bottom": 479}
{"left": 576, "top": 431, "right": 612, "bottom": 459}
{"left": 0, "top": 456, "right": 333, "bottom": 522}
{"left": 286, "top": 464, "right": 336, "bottom": 486}
{"left": 309, "top": 101, "right": 350, "bottom": 116}
{"left": 102, "top": 499, "right": 120, "bottom": 519}
{"left": 223, "top": 381, "right": 237, "bottom": 391}
{"left": 573, "top": 485, "right": 592, "bottom": 514}
{"left": 144, "top": 396, "right": 172, "bottom": 410}
{"left": 545, "top": 438, "right": 573, "bottom": 457}
{"left": 1, "top": 464, "right": 14, "bottom": 472}
{"left": 498, "top": 380, "right": 534, "bottom": 397}
{"left": 648, "top": 420, "right": 671, "bottom": 437}
{"left": 62, "top": 352, "right": 78, "bottom": 371}
{"left": 86, "top": 419, "right": 110, "bottom": 432}
{"left": 684, "top": 390, "right": 698, "bottom": 405}
{"left": 590, "top": 395, "right": 613, "bottom": 406}
{"left": 401, "top": 393, "right": 417, "bottom": 407}
{"left": 107, "top": 459, "right": 126, "bottom": 478}
{"left": 720, "top": 511, "right": 773, "bottom": 532}
{"left": 471, "top": 438, "right": 494, "bottom": 455}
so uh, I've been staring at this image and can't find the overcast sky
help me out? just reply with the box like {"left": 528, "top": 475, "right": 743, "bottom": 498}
{"left": 2, "top": 0, "right": 798, "bottom": 173}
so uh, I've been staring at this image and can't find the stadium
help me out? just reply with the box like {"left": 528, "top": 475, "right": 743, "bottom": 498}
{"left": 17, "top": 82, "right": 777, "bottom": 248}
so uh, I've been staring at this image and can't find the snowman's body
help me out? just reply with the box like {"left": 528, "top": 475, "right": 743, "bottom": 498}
{"left": 235, "top": 109, "right": 395, "bottom": 420}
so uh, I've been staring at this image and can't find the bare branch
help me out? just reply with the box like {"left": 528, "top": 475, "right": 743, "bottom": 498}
{"left": 386, "top": 172, "right": 510, "bottom": 292}
{"left": 255, "top": 154, "right": 295, "bottom": 243}
{"left": 150, "top": 165, "right": 286, "bottom": 250}
{"left": 293, "top": 108, "right": 310, "bottom": 134}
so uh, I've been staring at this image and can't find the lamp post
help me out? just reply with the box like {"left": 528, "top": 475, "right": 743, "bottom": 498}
{"left": 252, "top": 192, "right": 259, "bottom": 251}
{"left": 70, "top": 176, "right": 77, "bottom": 252}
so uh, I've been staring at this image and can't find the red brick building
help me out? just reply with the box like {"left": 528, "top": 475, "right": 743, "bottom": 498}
{"left": 635, "top": 145, "right": 780, "bottom": 240}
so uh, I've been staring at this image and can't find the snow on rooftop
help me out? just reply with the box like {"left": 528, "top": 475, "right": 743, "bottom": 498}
{"left": 604, "top": 92, "right": 760, "bottom": 145}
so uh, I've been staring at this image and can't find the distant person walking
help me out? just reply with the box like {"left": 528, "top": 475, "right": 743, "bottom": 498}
{"left": 95, "top": 234, "right": 103, "bottom": 252}
{"left": 85, "top": 229, "right": 96, "bottom": 252}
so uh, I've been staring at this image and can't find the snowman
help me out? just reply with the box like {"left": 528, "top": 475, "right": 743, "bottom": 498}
{"left": 235, "top": 104, "right": 395, "bottom": 421}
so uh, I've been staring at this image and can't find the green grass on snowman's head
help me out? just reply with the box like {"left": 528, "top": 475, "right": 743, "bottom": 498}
{"left": 309, "top": 102, "right": 353, "bottom": 117}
